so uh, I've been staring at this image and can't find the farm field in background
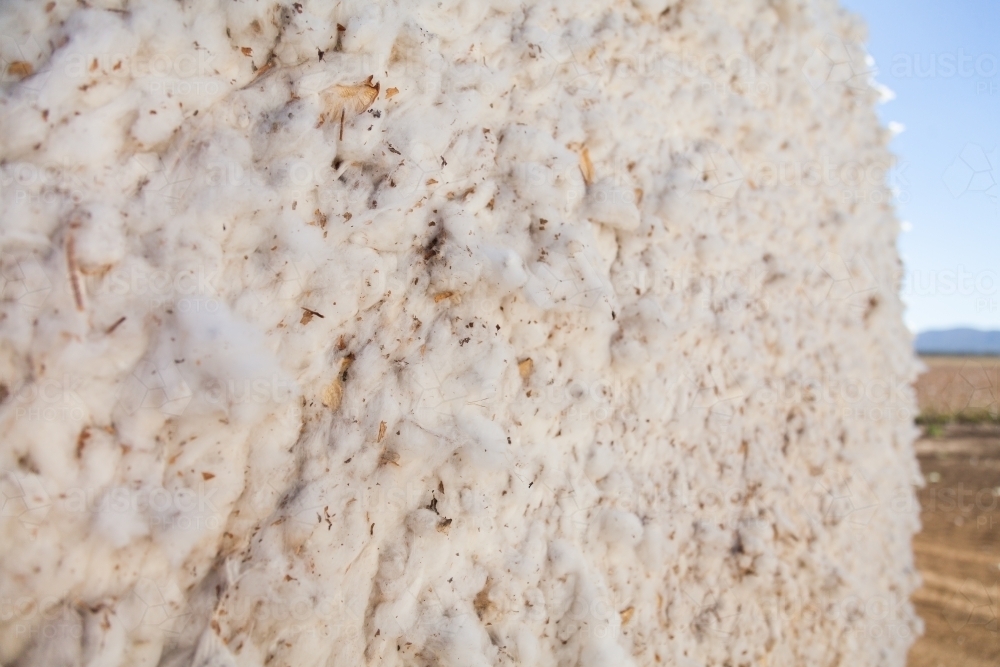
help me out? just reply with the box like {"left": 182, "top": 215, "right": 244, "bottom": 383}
{"left": 908, "top": 357, "right": 1000, "bottom": 667}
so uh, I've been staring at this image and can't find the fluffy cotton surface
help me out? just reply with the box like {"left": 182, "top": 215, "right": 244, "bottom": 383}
{"left": 0, "top": 0, "right": 921, "bottom": 665}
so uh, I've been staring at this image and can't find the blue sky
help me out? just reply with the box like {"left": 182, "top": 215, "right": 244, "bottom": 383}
{"left": 840, "top": 0, "right": 1000, "bottom": 333}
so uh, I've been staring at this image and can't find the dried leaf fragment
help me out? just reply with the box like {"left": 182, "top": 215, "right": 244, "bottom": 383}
{"left": 202, "top": 472, "right": 216, "bottom": 481}
{"left": 385, "top": 87, "right": 399, "bottom": 99}
{"left": 240, "top": 47, "right": 253, "bottom": 56}
{"left": 339, "top": 355, "right": 354, "bottom": 377}
{"left": 300, "top": 307, "right": 324, "bottom": 325}
{"left": 377, "top": 421, "right": 387, "bottom": 443}
{"left": 379, "top": 449, "right": 400, "bottom": 467}
{"left": 322, "top": 355, "right": 353, "bottom": 409}
{"left": 8, "top": 61, "right": 32, "bottom": 78}
{"left": 620, "top": 606, "right": 635, "bottom": 624}
{"left": 433, "top": 291, "right": 455, "bottom": 303}
{"left": 518, "top": 358, "right": 533, "bottom": 379}
{"left": 253, "top": 60, "right": 274, "bottom": 79}
{"left": 321, "top": 379, "right": 343, "bottom": 410}
{"left": 66, "top": 234, "right": 86, "bottom": 311}
{"left": 310, "top": 208, "right": 327, "bottom": 228}
{"left": 321, "top": 75, "right": 380, "bottom": 124}
{"left": 579, "top": 146, "right": 595, "bottom": 185}
{"left": 106, "top": 316, "right": 126, "bottom": 334}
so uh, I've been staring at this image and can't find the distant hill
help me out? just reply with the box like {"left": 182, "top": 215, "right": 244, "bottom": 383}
{"left": 915, "top": 328, "right": 1000, "bottom": 356}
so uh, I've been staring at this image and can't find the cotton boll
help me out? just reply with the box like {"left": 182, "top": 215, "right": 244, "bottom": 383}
{"left": 93, "top": 487, "right": 150, "bottom": 547}
{"left": 546, "top": 540, "right": 582, "bottom": 578}
{"left": 597, "top": 467, "right": 636, "bottom": 512}
{"left": 585, "top": 177, "right": 641, "bottom": 231}
{"left": 341, "top": 6, "right": 398, "bottom": 55}
{"left": 693, "top": 520, "right": 732, "bottom": 559}
{"left": 507, "top": 306, "right": 551, "bottom": 349}
{"left": 514, "top": 626, "right": 541, "bottom": 665}
{"left": 369, "top": 599, "right": 418, "bottom": 646}
{"left": 430, "top": 238, "right": 484, "bottom": 295}
{"left": 174, "top": 300, "right": 294, "bottom": 423}
{"left": 601, "top": 509, "right": 643, "bottom": 547}
{"left": 72, "top": 203, "right": 125, "bottom": 272}
{"left": 436, "top": 613, "right": 492, "bottom": 667}
{"left": 387, "top": 419, "right": 442, "bottom": 465}
{"left": 611, "top": 337, "right": 651, "bottom": 370}
{"left": 480, "top": 244, "right": 529, "bottom": 293}
{"left": 44, "top": 103, "right": 129, "bottom": 166}
{"left": 82, "top": 604, "right": 128, "bottom": 667}
{"left": 0, "top": 98, "right": 49, "bottom": 158}
{"left": 405, "top": 508, "right": 441, "bottom": 536}
{"left": 462, "top": 179, "right": 499, "bottom": 217}
{"left": 579, "top": 640, "right": 637, "bottom": 667}
{"left": 271, "top": 11, "right": 338, "bottom": 65}
{"left": 611, "top": 298, "right": 668, "bottom": 368}
{"left": 637, "top": 522, "right": 666, "bottom": 569}
{"left": 737, "top": 519, "right": 773, "bottom": 557}
{"left": 12, "top": 605, "right": 84, "bottom": 667}
{"left": 696, "top": 235, "right": 730, "bottom": 273}
{"left": 77, "top": 426, "right": 121, "bottom": 491}
{"left": 130, "top": 103, "right": 184, "bottom": 150}
{"left": 585, "top": 442, "right": 616, "bottom": 482}
{"left": 191, "top": 628, "right": 240, "bottom": 667}
{"left": 456, "top": 411, "right": 508, "bottom": 470}
{"left": 522, "top": 271, "right": 558, "bottom": 310}
{"left": 176, "top": 301, "right": 277, "bottom": 373}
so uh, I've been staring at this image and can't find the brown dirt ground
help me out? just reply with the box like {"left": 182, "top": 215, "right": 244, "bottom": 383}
{"left": 914, "top": 356, "right": 999, "bottom": 417}
{"left": 907, "top": 357, "right": 1000, "bottom": 666}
